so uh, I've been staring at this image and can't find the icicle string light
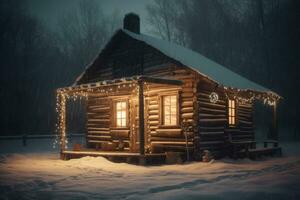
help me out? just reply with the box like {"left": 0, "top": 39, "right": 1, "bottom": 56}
{"left": 144, "top": 82, "right": 152, "bottom": 153}
{"left": 223, "top": 86, "right": 280, "bottom": 106}
{"left": 53, "top": 77, "right": 280, "bottom": 151}
{"left": 54, "top": 79, "right": 139, "bottom": 150}
{"left": 54, "top": 90, "right": 88, "bottom": 149}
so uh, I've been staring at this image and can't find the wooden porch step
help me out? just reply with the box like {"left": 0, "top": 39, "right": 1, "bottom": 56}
{"left": 61, "top": 150, "right": 167, "bottom": 165}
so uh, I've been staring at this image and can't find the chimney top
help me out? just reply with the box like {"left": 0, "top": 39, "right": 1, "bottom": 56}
{"left": 123, "top": 13, "right": 140, "bottom": 34}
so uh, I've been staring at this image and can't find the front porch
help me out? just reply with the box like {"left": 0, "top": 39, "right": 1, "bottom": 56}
{"left": 55, "top": 75, "right": 184, "bottom": 164}
{"left": 60, "top": 149, "right": 167, "bottom": 165}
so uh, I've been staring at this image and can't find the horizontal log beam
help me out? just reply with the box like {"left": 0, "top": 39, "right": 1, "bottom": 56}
{"left": 87, "top": 130, "right": 110, "bottom": 135}
{"left": 151, "top": 141, "right": 193, "bottom": 145}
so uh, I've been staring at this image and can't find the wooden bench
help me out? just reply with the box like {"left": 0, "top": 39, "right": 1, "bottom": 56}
{"left": 240, "top": 146, "right": 282, "bottom": 159}
{"left": 264, "top": 140, "right": 279, "bottom": 148}
{"left": 226, "top": 132, "right": 256, "bottom": 158}
{"left": 230, "top": 140, "right": 256, "bottom": 159}
{"left": 227, "top": 133, "right": 282, "bottom": 159}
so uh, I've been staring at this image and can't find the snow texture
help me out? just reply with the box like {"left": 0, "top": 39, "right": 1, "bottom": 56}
{"left": 123, "top": 29, "right": 270, "bottom": 92}
{"left": 0, "top": 139, "right": 299, "bottom": 200}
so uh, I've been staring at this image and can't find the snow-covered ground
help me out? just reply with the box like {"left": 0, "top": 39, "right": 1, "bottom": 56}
{"left": 0, "top": 140, "right": 299, "bottom": 200}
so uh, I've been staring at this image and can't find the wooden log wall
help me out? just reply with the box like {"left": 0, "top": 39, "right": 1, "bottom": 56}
{"left": 225, "top": 102, "right": 254, "bottom": 141}
{"left": 238, "top": 102, "right": 254, "bottom": 140}
{"left": 143, "top": 64, "right": 198, "bottom": 154}
{"left": 85, "top": 87, "right": 135, "bottom": 151}
{"left": 197, "top": 80, "right": 255, "bottom": 157}
{"left": 197, "top": 81, "right": 226, "bottom": 156}
{"left": 139, "top": 42, "right": 200, "bottom": 154}
{"left": 86, "top": 95, "right": 112, "bottom": 149}
{"left": 144, "top": 84, "right": 187, "bottom": 153}
{"left": 78, "top": 31, "right": 186, "bottom": 84}
{"left": 78, "top": 32, "right": 152, "bottom": 84}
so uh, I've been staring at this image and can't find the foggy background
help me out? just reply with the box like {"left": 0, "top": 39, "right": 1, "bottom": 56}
{"left": 0, "top": 0, "right": 299, "bottom": 140}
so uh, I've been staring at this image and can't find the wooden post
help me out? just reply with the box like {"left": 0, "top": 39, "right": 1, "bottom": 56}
{"left": 59, "top": 92, "right": 67, "bottom": 152}
{"left": 272, "top": 101, "right": 278, "bottom": 140}
{"left": 138, "top": 79, "right": 145, "bottom": 155}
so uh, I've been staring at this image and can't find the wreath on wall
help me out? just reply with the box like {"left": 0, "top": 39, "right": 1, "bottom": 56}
{"left": 209, "top": 92, "right": 219, "bottom": 103}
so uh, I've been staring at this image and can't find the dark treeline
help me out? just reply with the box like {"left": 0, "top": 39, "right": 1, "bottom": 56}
{"left": 0, "top": 0, "right": 299, "bottom": 137}
{"left": 146, "top": 0, "right": 300, "bottom": 138}
{"left": 0, "top": 0, "right": 120, "bottom": 134}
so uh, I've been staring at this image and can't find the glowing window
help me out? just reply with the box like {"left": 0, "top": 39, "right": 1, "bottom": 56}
{"left": 228, "top": 99, "right": 236, "bottom": 126}
{"left": 163, "top": 95, "right": 177, "bottom": 125}
{"left": 116, "top": 101, "right": 127, "bottom": 127}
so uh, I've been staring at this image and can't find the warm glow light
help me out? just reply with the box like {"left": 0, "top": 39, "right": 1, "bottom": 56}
{"left": 116, "top": 101, "right": 127, "bottom": 127}
{"left": 228, "top": 99, "right": 236, "bottom": 126}
{"left": 54, "top": 90, "right": 88, "bottom": 150}
{"left": 163, "top": 95, "right": 177, "bottom": 125}
{"left": 54, "top": 80, "right": 138, "bottom": 150}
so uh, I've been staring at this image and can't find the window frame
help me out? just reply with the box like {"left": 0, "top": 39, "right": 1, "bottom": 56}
{"left": 112, "top": 98, "right": 129, "bottom": 129}
{"left": 228, "top": 99, "right": 237, "bottom": 127}
{"left": 159, "top": 92, "right": 180, "bottom": 128}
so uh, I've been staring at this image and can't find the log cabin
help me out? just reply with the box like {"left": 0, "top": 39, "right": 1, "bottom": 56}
{"left": 56, "top": 13, "right": 281, "bottom": 164}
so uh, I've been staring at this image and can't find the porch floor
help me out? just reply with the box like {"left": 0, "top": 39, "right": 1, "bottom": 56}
{"left": 61, "top": 150, "right": 166, "bottom": 165}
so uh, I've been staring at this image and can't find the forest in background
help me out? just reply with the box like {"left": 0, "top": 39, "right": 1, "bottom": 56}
{"left": 0, "top": 0, "right": 299, "bottom": 139}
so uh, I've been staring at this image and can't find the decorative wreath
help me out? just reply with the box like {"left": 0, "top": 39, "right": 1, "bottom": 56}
{"left": 209, "top": 92, "right": 219, "bottom": 103}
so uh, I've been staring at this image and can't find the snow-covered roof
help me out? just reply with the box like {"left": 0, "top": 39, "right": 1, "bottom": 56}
{"left": 75, "top": 28, "right": 277, "bottom": 95}
{"left": 122, "top": 29, "right": 271, "bottom": 93}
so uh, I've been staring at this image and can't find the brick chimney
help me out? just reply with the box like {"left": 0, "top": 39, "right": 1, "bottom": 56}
{"left": 123, "top": 13, "right": 140, "bottom": 34}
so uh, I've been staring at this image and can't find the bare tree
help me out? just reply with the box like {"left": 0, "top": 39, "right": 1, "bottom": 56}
{"left": 146, "top": 0, "right": 189, "bottom": 46}
{"left": 58, "top": 0, "right": 121, "bottom": 77}
{"left": 55, "top": 0, "right": 122, "bottom": 133}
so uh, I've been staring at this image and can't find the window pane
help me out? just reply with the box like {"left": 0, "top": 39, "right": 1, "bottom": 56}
{"left": 116, "top": 101, "right": 127, "bottom": 127}
{"left": 117, "top": 111, "right": 122, "bottom": 119}
{"left": 165, "top": 106, "right": 170, "bottom": 114}
{"left": 122, "top": 118, "right": 126, "bottom": 126}
{"left": 116, "top": 102, "right": 121, "bottom": 110}
{"left": 164, "top": 96, "right": 170, "bottom": 105}
{"left": 171, "top": 96, "right": 176, "bottom": 104}
{"left": 163, "top": 95, "right": 177, "bottom": 125}
{"left": 117, "top": 119, "right": 121, "bottom": 127}
{"left": 228, "top": 100, "right": 236, "bottom": 125}
{"left": 171, "top": 114, "right": 177, "bottom": 124}
{"left": 171, "top": 105, "right": 176, "bottom": 113}
{"left": 165, "top": 115, "right": 170, "bottom": 125}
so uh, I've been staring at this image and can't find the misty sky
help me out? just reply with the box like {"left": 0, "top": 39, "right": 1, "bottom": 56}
{"left": 29, "top": 0, "right": 152, "bottom": 32}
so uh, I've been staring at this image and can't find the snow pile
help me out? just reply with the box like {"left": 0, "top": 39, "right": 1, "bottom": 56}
{"left": 0, "top": 142, "right": 300, "bottom": 200}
